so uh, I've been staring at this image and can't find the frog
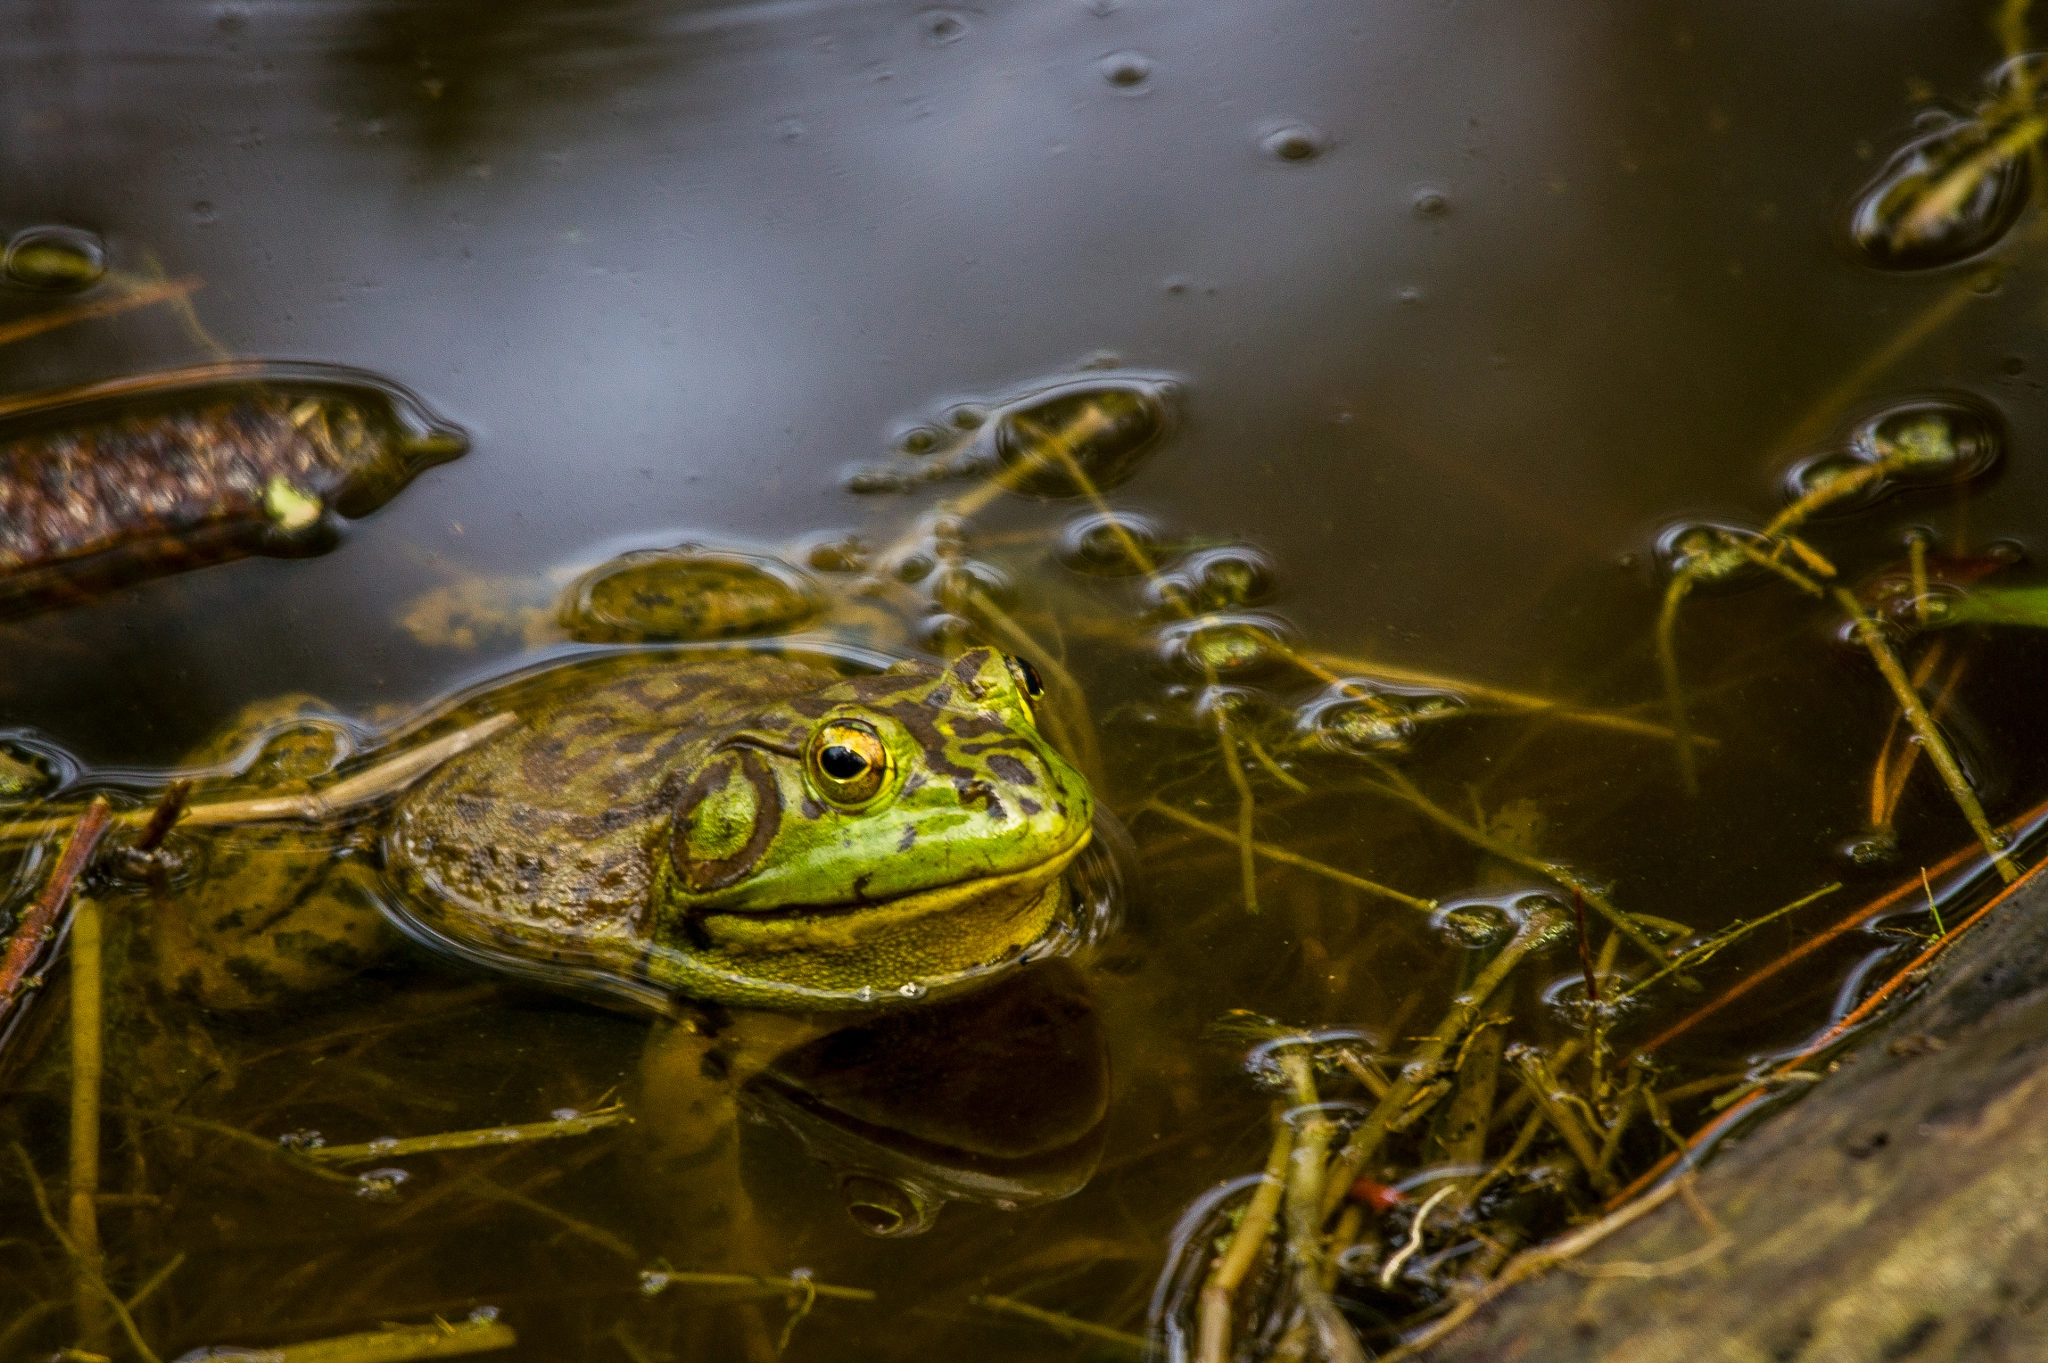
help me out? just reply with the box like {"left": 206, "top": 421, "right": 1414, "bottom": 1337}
{"left": 381, "top": 643, "right": 1095, "bottom": 1010}
{"left": 152, "top": 644, "right": 1092, "bottom": 1019}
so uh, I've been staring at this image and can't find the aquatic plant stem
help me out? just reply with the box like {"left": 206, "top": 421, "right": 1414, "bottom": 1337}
{"left": 0, "top": 275, "right": 204, "bottom": 353}
{"left": 1618, "top": 881, "right": 1842, "bottom": 1003}
{"left": 202, "top": 1318, "right": 517, "bottom": 1362}
{"left": 10, "top": 1145, "right": 161, "bottom": 1363}
{"left": 1141, "top": 800, "right": 1436, "bottom": 911}
{"left": 1210, "top": 698, "right": 1261, "bottom": 913}
{"left": 967, "top": 1297, "right": 1145, "bottom": 1357}
{"left": 1655, "top": 570, "right": 1700, "bottom": 795}
{"left": 1197, "top": 1114, "right": 1293, "bottom": 1363}
{"left": 68, "top": 892, "right": 105, "bottom": 1349}
{"left": 1358, "top": 758, "right": 1667, "bottom": 961}
{"left": 1294, "top": 648, "right": 1702, "bottom": 745}
{"left": 305, "top": 1107, "right": 632, "bottom": 1164}
{"left": 1834, "top": 587, "right": 2017, "bottom": 881}
{"left": 1277, "top": 1053, "right": 1367, "bottom": 1363}
{"left": 1319, "top": 899, "right": 1567, "bottom": 1220}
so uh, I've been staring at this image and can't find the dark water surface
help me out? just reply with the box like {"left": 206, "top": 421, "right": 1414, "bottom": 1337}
{"left": 3, "top": 0, "right": 2047, "bottom": 1357}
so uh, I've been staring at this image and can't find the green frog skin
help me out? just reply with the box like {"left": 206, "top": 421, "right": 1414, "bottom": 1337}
{"left": 384, "top": 645, "right": 1094, "bottom": 1010}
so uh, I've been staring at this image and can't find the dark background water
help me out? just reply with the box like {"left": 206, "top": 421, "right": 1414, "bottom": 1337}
{"left": 3, "top": 0, "right": 2047, "bottom": 1357}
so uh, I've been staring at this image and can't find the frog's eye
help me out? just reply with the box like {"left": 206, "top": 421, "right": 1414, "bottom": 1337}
{"left": 1004, "top": 654, "right": 1046, "bottom": 705}
{"left": 808, "top": 719, "right": 890, "bottom": 807}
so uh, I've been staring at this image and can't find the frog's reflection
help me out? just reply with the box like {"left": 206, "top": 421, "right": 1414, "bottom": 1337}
{"left": 739, "top": 959, "right": 1107, "bottom": 1236}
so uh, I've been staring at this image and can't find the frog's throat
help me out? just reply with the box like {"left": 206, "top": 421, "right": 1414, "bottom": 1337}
{"left": 691, "top": 831, "right": 1090, "bottom": 946}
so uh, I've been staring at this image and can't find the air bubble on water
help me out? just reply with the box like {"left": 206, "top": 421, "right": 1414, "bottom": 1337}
{"left": 1259, "top": 120, "right": 1327, "bottom": 163}
{"left": 355, "top": 1167, "right": 410, "bottom": 1201}
{"left": 490, "top": 1128, "right": 522, "bottom": 1143}
{"left": 917, "top": 8, "right": 970, "bottom": 44}
{"left": 1653, "top": 520, "right": 1766, "bottom": 588}
{"left": 1850, "top": 111, "right": 2029, "bottom": 269}
{"left": 640, "top": 1268, "right": 674, "bottom": 1295}
{"left": 1855, "top": 400, "right": 2004, "bottom": 487}
{"left": 1836, "top": 828, "right": 1900, "bottom": 869}
{"left": 1297, "top": 679, "right": 1461, "bottom": 758}
{"left": 277, "top": 1129, "right": 325, "bottom": 1151}
{"left": 839, "top": 1173, "right": 940, "bottom": 1236}
{"left": 992, "top": 379, "right": 1171, "bottom": 496}
{"left": 1782, "top": 451, "right": 1887, "bottom": 513}
{"left": 1100, "top": 50, "right": 1154, "bottom": 93}
{"left": 2, "top": 225, "right": 107, "bottom": 291}
{"left": 469, "top": 1307, "right": 501, "bottom": 1324}
{"left": 550, "top": 1108, "right": 581, "bottom": 1122}
{"left": 898, "top": 980, "right": 928, "bottom": 999}
{"left": 1057, "top": 509, "right": 1165, "bottom": 576}
{"left": 944, "top": 403, "right": 987, "bottom": 430}
{"left": 1155, "top": 613, "right": 1292, "bottom": 677}
{"left": 855, "top": 985, "right": 878, "bottom": 1003}
{"left": 805, "top": 535, "right": 868, "bottom": 573}
{"left": 367, "top": 1136, "right": 399, "bottom": 1154}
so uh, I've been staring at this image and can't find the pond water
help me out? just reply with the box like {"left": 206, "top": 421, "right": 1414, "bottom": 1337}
{"left": 3, "top": 1, "right": 2047, "bottom": 1358}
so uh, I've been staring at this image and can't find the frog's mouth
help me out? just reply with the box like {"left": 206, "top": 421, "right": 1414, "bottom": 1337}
{"left": 693, "top": 830, "right": 1092, "bottom": 945}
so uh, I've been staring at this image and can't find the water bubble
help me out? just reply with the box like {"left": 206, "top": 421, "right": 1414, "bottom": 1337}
{"left": 1856, "top": 400, "right": 2003, "bottom": 487}
{"left": 844, "top": 467, "right": 909, "bottom": 495}
{"left": 1411, "top": 186, "right": 1450, "bottom": 217}
{"left": 2, "top": 225, "right": 106, "bottom": 291}
{"left": 1782, "top": 451, "right": 1887, "bottom": 514}
{"left": 550, "top": 1108, "right": 582, "bottom": 1122}
{"left": 930, "top": 558, "right": 1011, "bottom": 611}
{"left": 1181, "top": 545, "right": 1276, "bottom": 611}
{"left": 855, "top": 985, "right": 878, "bottom": 1003}
{"left": 1850, "top": 111, "right": 2029, "bottom": 269}
{"left": 1654, "top": 521, "right": 1765, "bottom": 587}
{"left": 1057, "top": 509, "right": 1165, "bottom": 576}
{"left": 640, "top": 1268, "right": 674, "bottom": 1296}
{"left": 1837, "top": 827, "right": 1900, "bottom": 868}
{"left": 917, "top": 8, "right": 970, "bottom": 44}
{"left": 468, "top": 1307, "right": 501, "bottom": 1324}
{"left": 1259, "top": 120, "right": 1327, "bottom": 163}
{"left": 918, "top": 612, "right": 980, "bottom": 650}
{"left": 943, "top": 403, "right": 987, "bottom": 431}
{"left": 1156, "top": 613, "right": 1291, "bottom": 677}
{"left": 1297, "top": 680, "right": 1462, "bottom": 757}
{"left": 839, "top": 1173, "right": 940, "bottom": 1236}
{"left": 805, "top": 535, "right": 868, "bottom": 573}
{"left": 276, "top": 1129, "right": 325, "bottom": 1152}
{"left": 355, "top": 1167, "right": 410, "bottom": 1201}
{"left": 366, "top": 1136, "right": 399, "bottom": 1154}
{"left": 992, "top": 379, "right": 1172, "bottom": 496}
{"left": 1100, "top": 50, "right": 1154, "bottom": 93}
{"left": 898, "top": 980, "right": 928, "bottom": 999}
{"left": 560, "top": 546, "right": 825, "bottom": 643}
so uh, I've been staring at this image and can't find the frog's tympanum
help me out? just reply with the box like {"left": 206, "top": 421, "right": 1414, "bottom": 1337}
{"left": 384, "top": 645, "right": 1094, "bottom": 1010}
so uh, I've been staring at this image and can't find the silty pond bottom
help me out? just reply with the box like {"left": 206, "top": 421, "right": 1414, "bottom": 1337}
{"left": 6, "top": 0, "right": 2048, "bottom": 1359}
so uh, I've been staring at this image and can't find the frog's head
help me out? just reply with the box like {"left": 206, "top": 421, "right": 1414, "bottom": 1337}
{"left": 647, "top": 647, "right": 1094, "bottom": 1006}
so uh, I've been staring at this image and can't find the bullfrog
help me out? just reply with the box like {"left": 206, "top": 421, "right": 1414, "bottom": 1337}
{"left": 383, "top": 643, "right": 1095, "bottom": 1009}
{"left": 151, "top": 644, "right": 1094, "bottom": 1019}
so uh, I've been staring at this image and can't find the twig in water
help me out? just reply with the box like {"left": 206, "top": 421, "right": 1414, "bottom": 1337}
{"left": 133, "top": 780, "right": 191, "bottom": 854}
{"left": 0, "top": 276, "right": 205, "bottom": 352}
{"left": 0, "top": 796, "right": 112, "bottom": 1012}
{"left": 1619, "top": 882, "right": 1841, "bottom": 1003}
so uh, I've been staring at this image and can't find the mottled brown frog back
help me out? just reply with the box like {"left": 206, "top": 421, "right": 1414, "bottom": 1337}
{"left": 384, "top": 653, "right": 839, "bottom": 994}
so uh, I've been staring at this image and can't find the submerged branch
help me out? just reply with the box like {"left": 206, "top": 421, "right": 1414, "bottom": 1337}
{"left": 968, "top": 1296, "right": 1146, "bottom": 1357}
{"left": 305, "top": 1106, "right": 632, "bottom": 1165}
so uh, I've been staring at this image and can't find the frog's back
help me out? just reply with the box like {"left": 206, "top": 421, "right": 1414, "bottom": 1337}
{"left": 387, "top": 653, "right": 838, "bottom": 959}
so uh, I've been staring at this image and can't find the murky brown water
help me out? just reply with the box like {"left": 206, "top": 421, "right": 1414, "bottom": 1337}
{"left": 5, "top": 1, "right": 2048, "bottom": 1358}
